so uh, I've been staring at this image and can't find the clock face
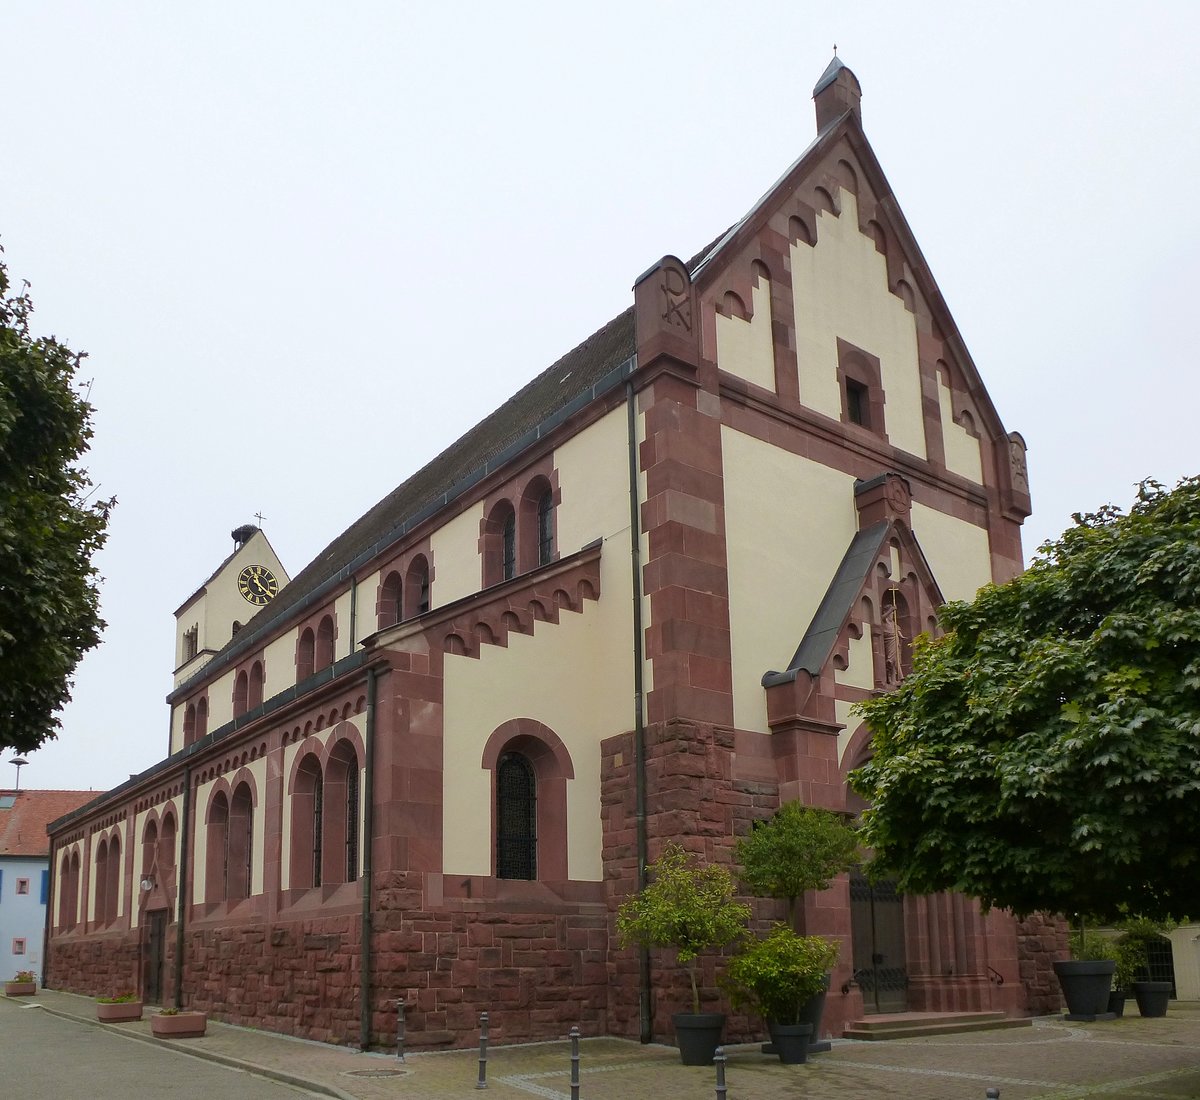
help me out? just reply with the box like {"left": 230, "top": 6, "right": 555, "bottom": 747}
{"left": 238, "top": 564, "right": 279, "bottom": 606}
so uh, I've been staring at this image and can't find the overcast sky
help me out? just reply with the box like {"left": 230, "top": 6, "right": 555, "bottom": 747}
{"left": 2, "top": 2, "right": 1198, "bottom": 793}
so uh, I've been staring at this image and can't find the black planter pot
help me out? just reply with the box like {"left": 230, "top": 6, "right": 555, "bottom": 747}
{"left": 767, "top": 1021, "right": 813, "bottom": 1065}
{"left": 672, "top": 1012, "right": 725, "bottom": 1066}
{"left": 1131, "top": 981, "right": 1171, "bottom": 1018}
{"left": 761, "top": 974, "right": 832, "bottom": 1057}
{"left": 1107, "top": 990, "right": 1126, "bottom": 1017}
{"left": 1053, "top": 960, "right": 1116, "bottom": 1021}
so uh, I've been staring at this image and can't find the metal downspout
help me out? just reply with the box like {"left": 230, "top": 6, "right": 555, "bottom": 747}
{"left": 359, "top": 666, "right": 379, "bottom": 1050}
{"left": 625, "top": 380, "right": 652, "bottom": 1044}
{"left": 174, "top": 764, "right": 192, "bottom": 1009}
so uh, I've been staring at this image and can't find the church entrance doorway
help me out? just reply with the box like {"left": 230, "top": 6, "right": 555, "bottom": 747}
{"left": 849, "top": 870, "right": 908, "bottom": 1013}
{"left": 143, "top": 910, "right": 167, "bottom": 1004}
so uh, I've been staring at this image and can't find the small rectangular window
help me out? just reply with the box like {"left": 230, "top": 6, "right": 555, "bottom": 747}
{"left": 846, "top": 380, "right": 868, "bottom": 426}
{"left": 12, "top": 938, "right": 26, "bottom": 955}
{"left": 16, "top": 878, "right": 30, "bottom": 895}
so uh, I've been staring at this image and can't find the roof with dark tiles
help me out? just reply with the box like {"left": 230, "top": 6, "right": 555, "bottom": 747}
{"left": 171, "top": 305, "right": 637, "bottom": 700}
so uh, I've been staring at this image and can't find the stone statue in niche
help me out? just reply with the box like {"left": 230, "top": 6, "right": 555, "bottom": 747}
{"left": 1008, "top": 432, "right": 1029, "bottom": 494}
{"left": 882, "top": 595, "right": 900, "bottom": 684}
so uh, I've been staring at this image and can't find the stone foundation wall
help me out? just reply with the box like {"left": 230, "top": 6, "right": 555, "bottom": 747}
{"left": 601, "top": 718, "right": 780, "bottom": 1046}
{"left": 1015, "top": 912, "right": 1069, "bottom": 1016}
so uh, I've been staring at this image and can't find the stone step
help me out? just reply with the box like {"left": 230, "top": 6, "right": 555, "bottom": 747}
{"left": 844, "top": 1012, "right": 1032, "bottom": 1041}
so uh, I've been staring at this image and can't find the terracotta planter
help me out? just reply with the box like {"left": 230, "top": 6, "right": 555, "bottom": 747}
{"left": 151, "top": 1011, "right": 207, "bottom": 1038}
{"left": 97, "top": 999, "right": 143, "bottom": 1022}
{"left": 4, "top": 981, "right": 36, "bottom": 996}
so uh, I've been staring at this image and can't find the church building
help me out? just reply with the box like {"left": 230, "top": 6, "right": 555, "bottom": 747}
{"left": 46, "top": 60, "right": 1060, "bottom": 1049}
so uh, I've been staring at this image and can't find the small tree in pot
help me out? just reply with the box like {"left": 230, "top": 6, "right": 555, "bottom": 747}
{"left": 617, "top": 843, "right": 750, "bottom": 1065}
{"left": 725, "top": 925, "right": 839, "bottom": 1064}
{"left": 735, "top": 802, "right": 857, "bottom": 1051}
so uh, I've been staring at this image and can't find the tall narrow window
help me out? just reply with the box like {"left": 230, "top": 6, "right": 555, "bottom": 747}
{"left": 502, "top": 512, "right": 516, "bottom": 580}
{"left": 316, "top": 616, "right": 335, "bottom": 672}
{"left": 68, "top": 851, "right": 80, "bottom": 929}
{"left": 346, "top": 766, "right": 359, "bottom": 883}
{"left": 379, "top": 571, "right": 403, "bottom": 628}
{"left": 297, "top": 629, "right": 315, "bottom": 681}
{"left": 248, "top": 661, "right": 264, "bottom": 709}
{"left": 207, "top": 793, "right": 229, "bottom": 903}
{"left": 228, "top": 784, "right": 253, "bottom": 901}
{"left": 407, "top": 556, "right": 430, "bottom": 617}
{"left": 233, "top": 670, "right": 249, "bottom": 717}
{"left": 105, "top": 836, "right": 121, "bottom": 923}
{"left": 846, "top": 379, "right": 868, "bottom": 426}
{"left": 183, "top": 704, "right": 197, "bottom": 746}
{"left": 312, "top": 772, "right": 324, "bottom": 888}
{"left": 196, "top": 698, "right": 208, "bottom": 739}
{"left": 496, "top": 752, "right": 537, "bottom": 880}
{"left": 94, "top": 839, "right": 108, "bottom": 925}
{"left": 537, "top": 489, "right": 554, "bottom": 566}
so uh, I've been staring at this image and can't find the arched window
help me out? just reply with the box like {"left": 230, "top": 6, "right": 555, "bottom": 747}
{"left": 297, "top": 628, "right": 315, "bottom": 681}
{"left": 142, "top": 819, "right": 158, "bottom": 879}
{"left": 315, "top": 615, "right": 335, "bottom": 672}
{"left": 93, "top": 838, "right": 107, "bottom": 926}
{"left": 68, "top": 851, "right": 80, "bottom": 929}
{"left": 233, "top": 670, "right": 249, "bottom": 717}
{"left": 248, "top": 661, "right": 264, "bottom": 709}
{"left": 105, "top": 835, "right": 121, "bottom": 923}
{"left": 206, "top": 792, "right": 229, "bottom": 903}
{"left": 406, "top": 556, "right": 430, "bottom": 618}
{"left": 58, "top": 853, "right": 72, "bottom": 930}
{"left": 228, "top": 783, "right": 253, "bottom": 901}
{"left": 321, "top": 741, "right": 361, "bottom": 885}
{"left": 183, "top": 704, "right": 197, "bottom": 745}
{"left": 159, "top": 812, "right": 177, "bottom": 874}
{"left": 291, "top": 754, "right": 324, "bottom": 890}
{"left": 379, "top": 571, "right": 403, "bottom": 628}
{"left": 502, "top": 512, "right": 516, "bottom": 580}
{"left": 496, "top": 752, "right": 537, "bottom": 880}
{"left": 537, "top": 489, "right": 554, "bottom": 566}
{"left": 196, "top": 697, "right": 208, "bottom": 739}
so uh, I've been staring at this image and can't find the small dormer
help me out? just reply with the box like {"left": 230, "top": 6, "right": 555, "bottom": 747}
{"left": 172, "top": 525, "right": 290, "bottom": 687}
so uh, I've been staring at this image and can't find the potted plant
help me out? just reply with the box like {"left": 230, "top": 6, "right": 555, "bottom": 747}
{"left": 1119, "top": 918, "right": 1173, "bottom": 1018}
{"left": 96, "top": 991, "right": 144, "bottom": 1022}
{"left": 4, "top": 969, "right": 36, "bottom": 996}
{"left": 617, "top": 843, "right": 751, "bottom": 1065}
{"left": 151, "top": 1006, "right": 207, "bottom": 1038}
{"left": 735, "top": 802, "right": 857, "bottom": 1052}
{"left": 1107, "top": 940, "right": 1139, "bottom": 1017}
{"left": 1054, "top": 927, "right": 1117, "bottom": 1021}
{"left": 724, "top": 925, "right": 839, "bottom": 1064}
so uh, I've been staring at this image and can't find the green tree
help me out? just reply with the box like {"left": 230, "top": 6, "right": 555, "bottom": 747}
{"left": 735, "top": 802, "right": 859, "bottom": 925}
{"left": 0, "top": 251, "right": 110, "bottom": 752}
{"left": 616, "top": 843, "right": 751, "bottom": 1014}
{"left": 851, "top": 478, "right": 1200, "bottom": 923}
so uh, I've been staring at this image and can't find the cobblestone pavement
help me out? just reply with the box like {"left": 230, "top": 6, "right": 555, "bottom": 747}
{"left": 7, "top": 989, "right": 1200, "bottom": 1100}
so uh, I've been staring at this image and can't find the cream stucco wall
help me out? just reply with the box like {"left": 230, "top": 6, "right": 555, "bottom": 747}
{"left": 430, "top": 501, "right": 485, "bottom": 608}
{"left": 909, "top": 502, "right": 993, "bottom": 604}
{"left": 715, "top": 274, "right": 776, "bottom": 392}
{"left": 207, "top": 667, "right": 235, "bottom": 732}
{"left": 355, "top": 568, "right": 382, "bottom": 646}
{"left": 1169, "top": 926, "right": 1200, "bottom": 1001}
{"left": 442, "top": 410, "right": 634, "bottom": 881}
{"left": 333, "top": 589, "right": 354, "bottom": 661}
{"left": 938, "top": 376, "right": 984, "bottom": 484}
{"left": 722, "top": 427, "right": 859, "bottom": 734}
{"left": 792, "top": 189, "right": 926, "bottom": 460}
{"left": 264, "top": 632, "right": 296, "bottom": 705}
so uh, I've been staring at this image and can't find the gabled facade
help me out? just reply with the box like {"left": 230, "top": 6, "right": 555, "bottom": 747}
{"left": 46, "top": 62, "right": 1063, "bottom": 1048}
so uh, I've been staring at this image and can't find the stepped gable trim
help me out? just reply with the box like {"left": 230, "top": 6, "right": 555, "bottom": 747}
{"left": 689, "top": 110, "right": 1012, "bottom": 447}
{"left": 168, "top": 316, "right": 636, "bottom": 706}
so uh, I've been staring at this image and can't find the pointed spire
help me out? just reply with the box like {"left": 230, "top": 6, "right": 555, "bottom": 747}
{"left": 813, "top": 54, "right": 862, "bottom": 132}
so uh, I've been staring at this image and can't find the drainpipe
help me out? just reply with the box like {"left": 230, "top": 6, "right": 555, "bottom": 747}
{"left": 625, "top": 380, "right": 652, "bottom": 1044}
{"left": 174, "top": 764, "right": 192, "bottom": 1009}
{"left": 359, "top": 666, "right": 379, "bottom": 1050}
{"left": 348, "top": 577, "right": 358, "bottom": 656}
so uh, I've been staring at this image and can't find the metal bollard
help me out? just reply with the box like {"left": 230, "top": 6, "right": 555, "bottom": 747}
{"left": 475, "top": 1011, "right": 489, "bottom": 1089}
{"left": 714, "top": 1046, "right": 727, "bottom": 1100}
{"left": 986, "top": 1091, "right": 1000, "bottom": 1099}
{"left": 395, "top": 997, "right": 406, "bottom": 1063}
{"left": 569, "top": 1026, "right": 581, "bottom": 1100}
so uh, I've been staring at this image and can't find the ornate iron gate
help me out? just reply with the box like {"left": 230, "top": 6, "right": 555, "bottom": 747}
{"left": 849, "top": 871, "right": 908, "bottom": 1013}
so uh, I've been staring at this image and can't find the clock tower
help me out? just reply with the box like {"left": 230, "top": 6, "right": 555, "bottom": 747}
{"left": 172, "top": 524, "right": 290, "bottom": 688}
